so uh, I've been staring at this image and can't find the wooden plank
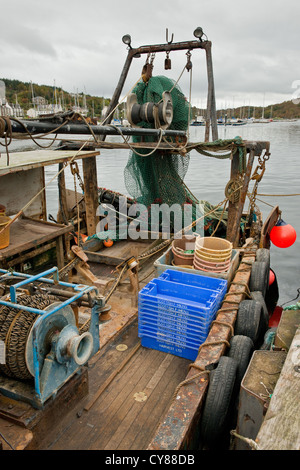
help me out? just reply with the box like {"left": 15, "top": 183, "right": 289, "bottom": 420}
{"left": 0, "top": 417, "right": 33, "bottom": 450}
{"left": 84, "top": 250, "right": 125, "bottom": 266}
{"left": 104, "top": 354, "right": 174, "bottom": 450}
{"left": 259, "top": 205, "right": 280, "bottom": 248}
{"left": 88, "top": 348, "right": 164, "bottom": 450}
{"left": 256, "top": 326, "right": 300, "bottom": 450}
{"left": 84, "top": 342, "right": 141, "bottom": 411}
{"left": 0, "top": 217, "right": 71, "bottom": 260}
{"left": 121, "top": 355, "right": 190, "bottom": 450}
{"left": 0, "top": 150, "right": 100, "bottom": 176}
{"left": 48, "top": 347, "right": 162, "bottom": 450}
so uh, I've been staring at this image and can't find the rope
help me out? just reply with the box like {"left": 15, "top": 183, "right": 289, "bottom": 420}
{"left": 256, "top": 193, "right": 300, "bottom": 197}
{"left": 172, "top": 369, "right": 210, "bottom": 401}
{"left": 230, "top": 430, "right": 260, "bottom": 450}
{"left": 107, "top": 123, "right": 165, "bottom": 157}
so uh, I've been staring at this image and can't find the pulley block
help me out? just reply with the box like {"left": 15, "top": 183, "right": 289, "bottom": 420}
{"left": 126, "top": 91, "right": 173, "bottom": 129}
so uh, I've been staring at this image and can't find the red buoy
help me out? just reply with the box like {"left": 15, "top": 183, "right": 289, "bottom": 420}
{"left": 270, "top": 219, "right": 297, "bottom": 248}
{"left": 269, "top": 268, "right": 275, "bottom": 286}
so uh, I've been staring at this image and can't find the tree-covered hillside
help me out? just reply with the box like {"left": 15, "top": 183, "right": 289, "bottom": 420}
{"left": 0, "top": 78, "right": 109, "bottom": 117}
{"left": 2, "top": 77, "right": 300, "bottom": 120}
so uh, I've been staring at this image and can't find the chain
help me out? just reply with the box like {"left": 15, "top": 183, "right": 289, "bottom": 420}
{"left": 70, "top": 162, "right": 85, "bottom": 246}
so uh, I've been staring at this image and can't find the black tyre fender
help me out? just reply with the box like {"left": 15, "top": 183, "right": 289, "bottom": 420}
{"left": 235, "top": 299, "right": 265, "bottom": 346}
{"left": 227, "top": 335, "right": 254, "bottom": 385}
{"left": 250, "top": 290, "right": 269, "bottom": 331}
{"left": 200, "top": 356, "right": 237, "bottom": 447}
{"left": 256, "top": 248, "right": 270, "bottom": 273}
{"left": 249, "top": 261, "right": 269, "bottom": 298}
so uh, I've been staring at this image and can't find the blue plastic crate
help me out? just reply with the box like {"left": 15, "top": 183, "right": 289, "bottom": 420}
{"left": 138, "top": 275, "right": 226, "bottom": 360}
{"left": 138, "top": 307, "right": 216, "bottom": 336}
{"left": 138, "top": 279, "right": 221, "bottom": 315}
{"left": 138, "top": 328, "right": 203, "bottom": 349}
{"left": 138, "top": 324, "right": 207, "bottom": 347}
{"left": 158, "top": 269, "right": 227, "bottom": 295}
{"left": 141, "top": 334, "right": 199, "bottom": 361}
{"left": 138, "top": 298, "right": 219, "bottom": 324}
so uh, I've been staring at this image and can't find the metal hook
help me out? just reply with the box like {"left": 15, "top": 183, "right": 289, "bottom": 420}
{"left": 166, "top": 28, "right": 174, "bottom": 45}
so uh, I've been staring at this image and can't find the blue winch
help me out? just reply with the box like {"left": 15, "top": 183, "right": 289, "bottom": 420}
{"left": 0, "top": 267, "right": 105, "bottom": 409}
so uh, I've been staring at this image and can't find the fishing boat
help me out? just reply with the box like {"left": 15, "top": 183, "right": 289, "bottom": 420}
{"left": 0, "top": 28, "right": 299, "bottom": 453}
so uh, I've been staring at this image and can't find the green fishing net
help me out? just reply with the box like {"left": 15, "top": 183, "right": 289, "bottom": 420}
{"left": 124, "top": 75, "right": 196, "bottom": 208}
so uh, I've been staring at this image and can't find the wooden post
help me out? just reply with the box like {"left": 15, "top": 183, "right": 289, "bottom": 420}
{"left": 226, "top": 149, "right": 255, "bottom": 247}
{"left": 82, "top": 156, "right": 99, "bottom": 237}
{"left": 57, "top": 162, "right": 69, "bottom": 224}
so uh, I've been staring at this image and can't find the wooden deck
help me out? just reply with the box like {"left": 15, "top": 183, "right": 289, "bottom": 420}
{"left": 32, "top": 318, "right": 190, "bottom": 450}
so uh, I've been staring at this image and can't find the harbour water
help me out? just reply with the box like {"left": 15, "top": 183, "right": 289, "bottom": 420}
{"left": 6, "top": 120, "right": 300, "bottom": 306}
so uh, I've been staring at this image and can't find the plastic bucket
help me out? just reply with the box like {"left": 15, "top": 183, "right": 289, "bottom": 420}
{"left": 193, "top": 261, "right": 230, "bottom": 273}
{"left": 172, "top": 235, "right": 196, "bottom": 266}
{"left": 194, "top": 248, "right": 231, "bottom": 263}
{"left": 172, "top": 248, "right": 194, "bottom": 266}
{"left": 193, "top": 254, "right": 230, "bottom": 273}
{"left": 171, "top": 260, "right": 194, "bottom": 269}
{"left": 193, "top": 255, "right": 231, "bottom": 271}
{"left": 0, "top": 215, "right": 11, "bottom": 249}
{"left": 195, "top": 236, "right": 232, "bottom": 253}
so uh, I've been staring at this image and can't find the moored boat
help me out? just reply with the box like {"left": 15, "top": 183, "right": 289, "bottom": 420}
{"left": 0, "top": 28, "right": 298, "bottom": 452}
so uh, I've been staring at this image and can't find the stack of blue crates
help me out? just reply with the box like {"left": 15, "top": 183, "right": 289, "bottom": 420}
{"left": 138, "top": 269, "right": 227, "bottom": 361}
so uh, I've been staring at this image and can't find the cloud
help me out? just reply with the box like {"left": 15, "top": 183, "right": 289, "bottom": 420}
{"left": 0, "top": 0, "right": 299, "bottom": 107}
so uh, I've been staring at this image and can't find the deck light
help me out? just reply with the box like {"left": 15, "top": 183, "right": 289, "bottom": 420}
{"left": 122, "top": 34, "right": 132, "bottom": 49}
{"left": 193, "top": 27, "right": 204, "bottom": 40}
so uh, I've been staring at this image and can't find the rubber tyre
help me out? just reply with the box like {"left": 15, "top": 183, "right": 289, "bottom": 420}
{"left": 249, "top": 261, "right": 269, "bottom": 298}
{"left": 200, "top": 356, "right": 237, "bottom": 448}
{"left": 227, "top": 335, "right": 254, "bottom": 385}
{"left": 250, "top": 291, "right": 269, "bottom": 331}
{"left": 256, "top": 248, "right": 270, "bottom": 273}
{"left": 235, "top": 299, "right": 265, "bottom": 346}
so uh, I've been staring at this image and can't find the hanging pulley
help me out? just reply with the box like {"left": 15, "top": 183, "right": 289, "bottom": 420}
{"left": 186, "top": 51, "right": 192, "bottom": 72}
{"left": 165, "top": 51, "right": 171, "bottom": 70}
{"left": 126, "top": 91, "right": 173, "bottom": 129}
{"left": 142, "top": 53, "right": 156, "bottom": 82}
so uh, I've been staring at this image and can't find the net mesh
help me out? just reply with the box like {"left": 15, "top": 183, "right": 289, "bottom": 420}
{"left": 124, "top": 75, "right": 196, "bottom": 210}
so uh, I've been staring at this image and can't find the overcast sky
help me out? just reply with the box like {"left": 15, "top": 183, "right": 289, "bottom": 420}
{"left": 1, "top": 0, "right": 299, "bottom": 109}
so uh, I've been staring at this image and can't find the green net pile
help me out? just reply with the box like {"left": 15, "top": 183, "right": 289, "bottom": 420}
{"left": 124, "top": 75, "right": 196, "bottom": 209}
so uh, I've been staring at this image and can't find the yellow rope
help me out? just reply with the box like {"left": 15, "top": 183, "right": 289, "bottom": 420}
{"left": 256, "top": 193, "right": 300, "bottom": 197}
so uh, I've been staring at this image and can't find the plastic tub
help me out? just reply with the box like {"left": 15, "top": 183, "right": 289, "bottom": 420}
{"left": 0, "top": 215, "right": 11, "bottom": 249}
{"left": 172, "top": 235, "right": 196, "bottom": 266}
{"left": 172, "top": 235, "right": 196, "bottom": 252}
{"left": 154, "top": 245, "right": 240, "bottom": 284}
{"left": 195, "top": 236, "right": 232, "bottom": 254}
{"left": 193, "top": 255, "right": 231, "bottom": 271}
{"left": 171, "top": 248, "right": 194, "bottom": 266}
{"left": 194, "top": 248, "right": 231, "bottom": 262}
